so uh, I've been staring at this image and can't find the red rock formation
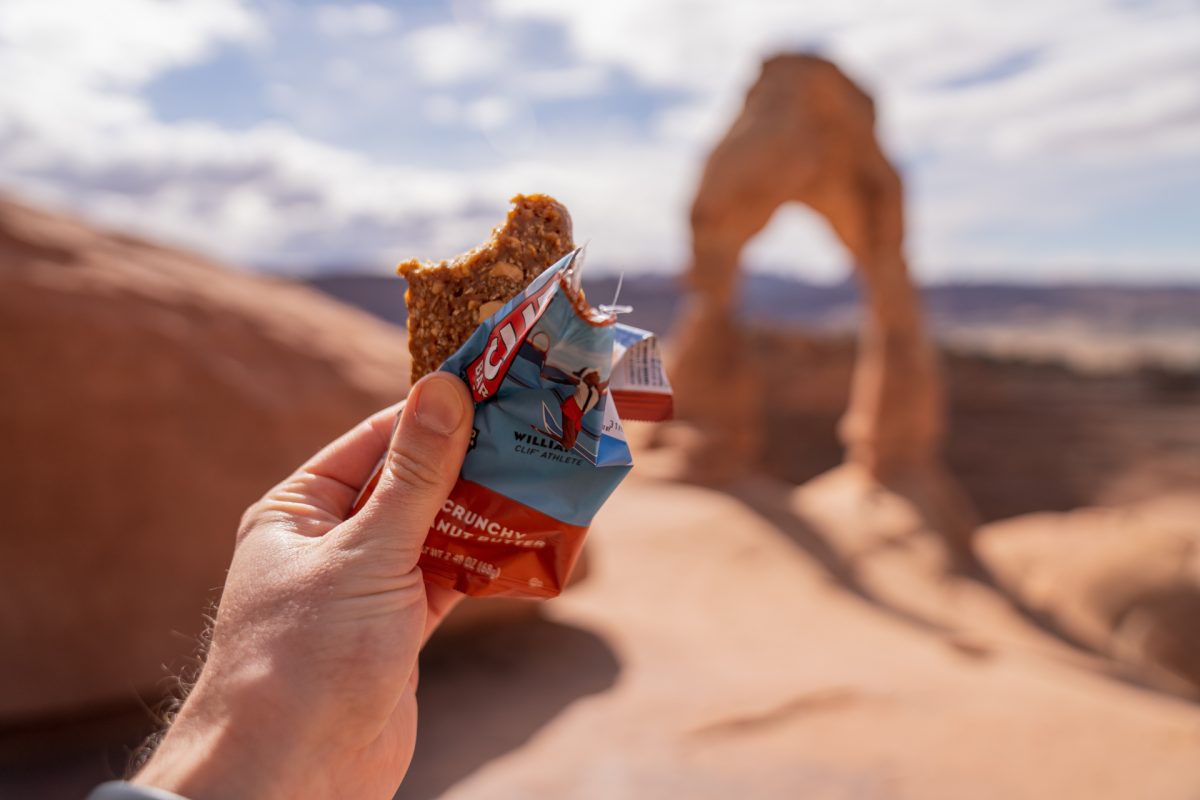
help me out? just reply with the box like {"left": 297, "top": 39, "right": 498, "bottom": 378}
{"left": 665, "top": 302, "right": 764, "bottom": 480}
{"left": 0, "top": 197, "right": 411, "bottom": 720}
{"left": 676, "top": 54, "right": 943, "bottom": 479}
{"left": 979, "top": 495, "right": 1200, "bottom": 697}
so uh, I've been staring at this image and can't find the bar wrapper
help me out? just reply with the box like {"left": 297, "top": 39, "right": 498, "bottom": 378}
{"left": 417, "top": 249, "right": 671, "bottom": 598}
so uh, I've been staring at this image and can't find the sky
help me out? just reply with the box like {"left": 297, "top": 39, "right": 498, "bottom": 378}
{"left": 0, "top": 0, "right": 1197, "bottom": 284}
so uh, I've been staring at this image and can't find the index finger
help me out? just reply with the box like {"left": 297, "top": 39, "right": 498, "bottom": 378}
{"left": 294, "top": 400, "right": 406, "bottom": 515}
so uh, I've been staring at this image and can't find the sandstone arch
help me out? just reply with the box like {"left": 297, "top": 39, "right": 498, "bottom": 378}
{"left": 674, "top": 54, "right": 943, "bottom": 479}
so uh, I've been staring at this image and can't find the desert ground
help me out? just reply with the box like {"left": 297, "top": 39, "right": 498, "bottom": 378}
{"left": 7, "top": 455, "right": 1200, "bottom": 800}
{"left": 398, "top": 470, "right": 1200, "bottom": 800}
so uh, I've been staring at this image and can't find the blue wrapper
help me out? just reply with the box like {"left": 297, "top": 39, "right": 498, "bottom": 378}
{"left": 423, "top": 249, "right": 672, "bottom": 597}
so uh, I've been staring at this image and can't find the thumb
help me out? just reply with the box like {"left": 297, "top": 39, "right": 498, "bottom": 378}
{"left": 340, "top": 372, "right": 472, "bottom": 566}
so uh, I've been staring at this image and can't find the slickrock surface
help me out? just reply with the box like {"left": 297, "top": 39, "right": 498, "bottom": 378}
{"left": 0, "top": 196, "right": 409, "bottom": 719}
{"left": 979, "top": 494, "right": 1200, "bottom": 697}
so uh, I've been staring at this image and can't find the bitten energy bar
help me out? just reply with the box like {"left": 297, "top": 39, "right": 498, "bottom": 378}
{"left": 398, "top": 194, "right": 575, "bottom": 384}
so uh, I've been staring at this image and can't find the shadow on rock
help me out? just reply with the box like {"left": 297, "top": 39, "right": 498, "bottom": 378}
{"left": 722, "top": 471, "right": 960, "bottom": 639}
{"left": 396, "top": 613, "right": 620, "bottom": 800}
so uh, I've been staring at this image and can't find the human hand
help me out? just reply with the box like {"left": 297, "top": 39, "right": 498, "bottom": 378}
{"left": 133, "top": 372, "right": 473, "bottom": 800}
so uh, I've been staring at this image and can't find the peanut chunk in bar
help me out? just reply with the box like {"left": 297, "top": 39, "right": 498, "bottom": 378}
{"left": 398, "top": 193, "right": 575, "bottom": 383}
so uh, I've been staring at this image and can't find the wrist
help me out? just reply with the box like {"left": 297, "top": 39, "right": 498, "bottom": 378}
{"left": 133, "top": 675, "right": 316, "bottom": 800}
{"left": 134, "top": 712, "right": 269, "bottom": 799}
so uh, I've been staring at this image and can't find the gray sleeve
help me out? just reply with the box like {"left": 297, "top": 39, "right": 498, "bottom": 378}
{"left": 87, "top": 781, "right": 192, "bottom": 800}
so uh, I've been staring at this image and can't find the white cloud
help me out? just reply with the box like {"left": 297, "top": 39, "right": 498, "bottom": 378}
{"left": 0, "top": 0, "right": 263, "bottom": 88}
{"left": 400, "top": 17, "right": 612, "bottom": 100}
{"left": 0, "top": 0, "right": 480, "bottom": 268}
{"left": 4, "top": 113, "right": 476, "bottom": 265}
{"left": 0, "top": 0, "right": 676, "bottom": 274}
{"left": 313, "top": 3, "right": 396, "bottom": 38}
{"left": 404, "top": 23, "right": 503, "bottom": 84}
{"left": 493, "top": 0, "right": 1200, "bottom": 165}
{"left": 465, "top": 95, "right": 514, "bottom": 129}
{"left": 0, "top": 0, "right": 1195, "bottom": 282}
{"left": 742, "top": 206, "right": 850, "bottom": 281}
{"left": 0, "top": 0, "right": 264, "bottom": 142}
{"left": 491, "top": 0, "right": 1200, "bottom": 280}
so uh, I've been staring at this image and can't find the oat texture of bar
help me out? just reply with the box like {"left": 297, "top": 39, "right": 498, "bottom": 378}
{"left": 398, "top": 193, "right": 575, "bottom": 383}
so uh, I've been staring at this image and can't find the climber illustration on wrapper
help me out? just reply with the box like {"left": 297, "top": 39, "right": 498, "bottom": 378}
{"left": 538, "top": 365, "right": 609, "bottom": 452}
{"left": 513, "top": 329, "right": 610, "bottom": 459}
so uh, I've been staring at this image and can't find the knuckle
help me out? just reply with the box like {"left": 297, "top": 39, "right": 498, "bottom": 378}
{"left": 385, "top": 447, "right": 444, "bottom": 493}
{"left": 237, "top": 500, "right": 264, "bottom": 539}
{"left": 238, "top": 478, "right": 293, "bottom": 531}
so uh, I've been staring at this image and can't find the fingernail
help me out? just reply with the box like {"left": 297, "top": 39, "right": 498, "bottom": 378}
{"left": 414, "top": 375, "right": 466, "bottom": 435}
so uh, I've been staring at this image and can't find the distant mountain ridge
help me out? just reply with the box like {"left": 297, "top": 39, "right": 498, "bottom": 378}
{"left": 306, "top": 272, "right": 1200, "bottom": 338}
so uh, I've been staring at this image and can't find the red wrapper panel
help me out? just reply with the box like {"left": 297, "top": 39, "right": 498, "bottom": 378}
{"left": 418, "top": 478, "right": 589, "bottom": 598}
